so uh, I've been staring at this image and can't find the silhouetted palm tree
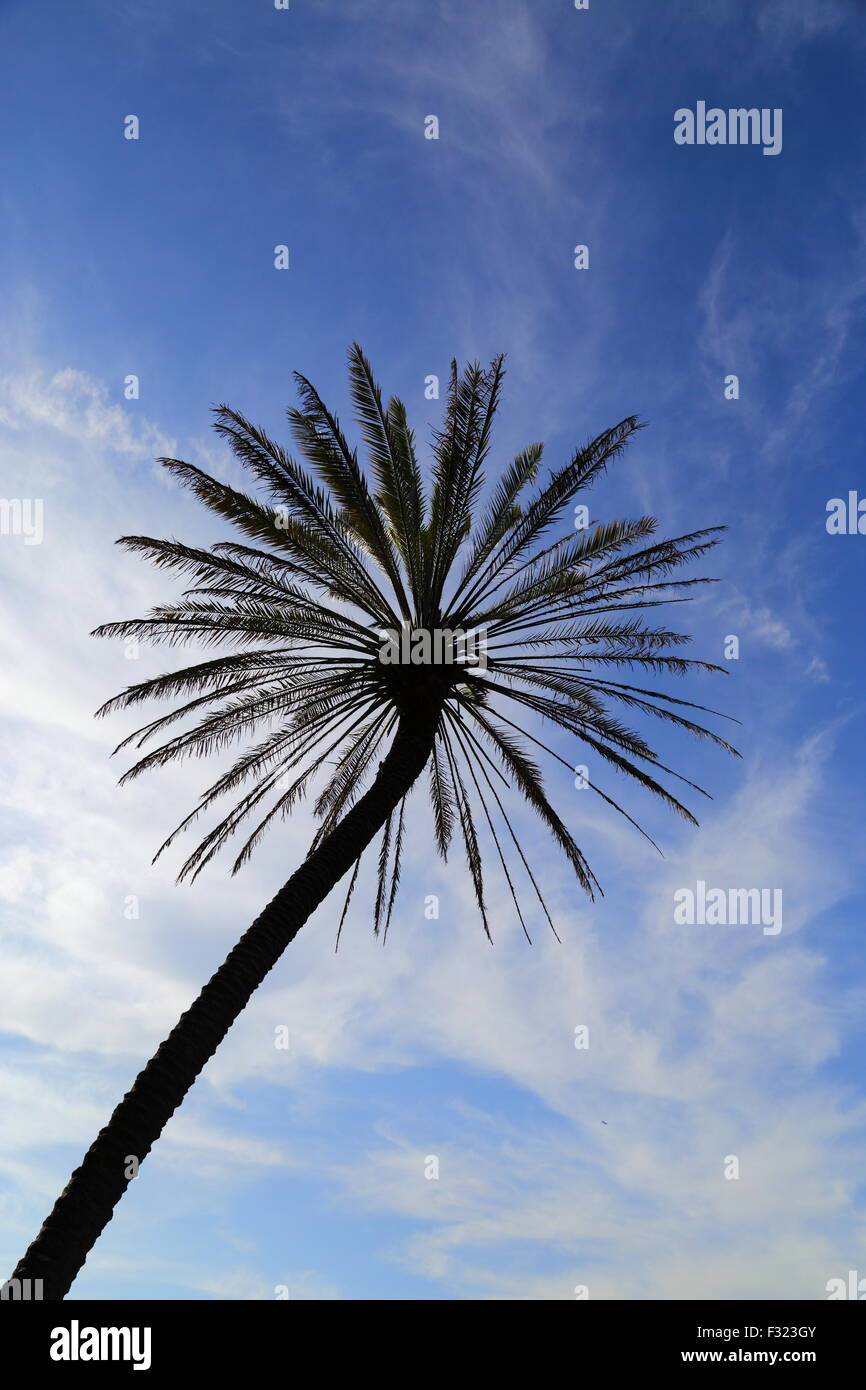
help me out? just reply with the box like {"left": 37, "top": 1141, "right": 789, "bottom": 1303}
{"left": 9, "top": 345, "right": 737, "bottom": 1298}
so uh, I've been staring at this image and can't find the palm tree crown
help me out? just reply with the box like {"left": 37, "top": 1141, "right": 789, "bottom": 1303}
{"left": 95, "top": 344, "right": 738, "bottom": 942}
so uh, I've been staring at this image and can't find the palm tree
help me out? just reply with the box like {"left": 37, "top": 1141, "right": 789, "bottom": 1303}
{"left": 8, "top": 345, "right": 737, "bottom": 1299}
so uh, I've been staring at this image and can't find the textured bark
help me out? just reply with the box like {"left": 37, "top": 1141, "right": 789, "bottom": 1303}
{"left": 9, "top": 702, "right": 441, "bottom": 1300}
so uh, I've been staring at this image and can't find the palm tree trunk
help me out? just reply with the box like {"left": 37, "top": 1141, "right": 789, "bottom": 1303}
{"left": 8, "top": 702, "right": 441, "bottom": 1300}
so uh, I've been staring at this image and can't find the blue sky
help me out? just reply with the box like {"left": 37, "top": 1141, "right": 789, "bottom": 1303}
{"left": 1, "top": 0, "right": 866, "bottom": 1299}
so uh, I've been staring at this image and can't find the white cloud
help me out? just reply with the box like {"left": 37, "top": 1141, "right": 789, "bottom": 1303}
{"left": 0, "top": 367, "right": 175, "bottom": 462}
{"left": 1, "top": 362, "right": 864, "bottom": 1302}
